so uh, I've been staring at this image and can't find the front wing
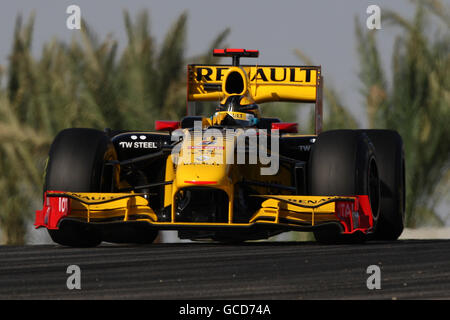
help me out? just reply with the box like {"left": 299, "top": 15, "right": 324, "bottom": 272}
{"left": 35, "top": 191, "right": 374, "bottom": 235}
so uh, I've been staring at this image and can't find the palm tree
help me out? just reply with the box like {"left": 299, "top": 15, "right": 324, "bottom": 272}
{"left": 293, "top": 49, "right": 359, "bottom": 132}
{"left": 293, "top": 1, "right": 449, "bottom": 228}
{"left": 0, "top": 10, "right": 229, "bottom": 244}
{"left": 354, "top": 1, "right": 449, "bottom": 227}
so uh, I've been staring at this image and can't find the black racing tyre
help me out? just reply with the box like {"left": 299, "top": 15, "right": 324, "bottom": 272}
{"left": 308, "top": 130, "right": 380, "bottom": 244}
{"left": 358, "top": 130, "right": 405, "bottom": 240}
{"left": 44, "top": 128, "right": 113, "bottom": 247}
{"left": 44, "top": 128, "right": 158, "bottom": 246}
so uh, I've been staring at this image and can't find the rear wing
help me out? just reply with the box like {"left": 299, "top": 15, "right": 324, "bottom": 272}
{"left": 187, "top": 63, "right": 323, "bottom": 134}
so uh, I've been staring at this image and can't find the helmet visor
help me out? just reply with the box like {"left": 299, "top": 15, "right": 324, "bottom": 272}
{"left": 213, "top": 111, "right": 256, "bottom": 126}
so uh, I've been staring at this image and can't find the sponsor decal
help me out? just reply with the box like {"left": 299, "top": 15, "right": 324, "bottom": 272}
{"left": 195, "top": 155, "right": 210, "bottom": 162}
{"left": 337, "top": 202, "right": 353, "bottom": 219}
{"left": 118, "top": 141, "right": 158, "bottom": 149}
{"left": 188, "top": 139, "right": 224, "bottom": 150}
{"left": 195, "top": 66, "right": 313, "bottom": 83}
{"left": 298, "top": 145, "right": 311, "bottom": 152}
{"left": 285, "top": 196, "right": 335, "bottom": 205}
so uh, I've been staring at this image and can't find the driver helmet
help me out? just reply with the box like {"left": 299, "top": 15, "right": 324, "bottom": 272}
{"left": 213, "top": 95, "right": 260, "bottom": 126}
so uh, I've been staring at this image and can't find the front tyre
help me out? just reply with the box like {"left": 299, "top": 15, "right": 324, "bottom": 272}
{"left": 309, "top": 130, "right": 380, "bottom": 244}
{"left": 359, "top": 130, "right": 405, "bottom": 240}
{"left": 44, "top": 128, "right": 114, "bottom": 247}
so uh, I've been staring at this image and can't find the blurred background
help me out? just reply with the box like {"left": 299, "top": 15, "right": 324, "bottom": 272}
{"left": 0, "top": 0, "right": 448, "bottom": 244}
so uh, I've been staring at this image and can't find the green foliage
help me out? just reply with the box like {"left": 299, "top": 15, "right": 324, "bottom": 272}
{"left": 0, "top": 3, "right": 447, "bottom": 244}
{"left": 355, "top": 2, "right": 450, "bottom": 227}
{"left": 260, "top": 101, "right": 299, "bottom": 121}
{"left": 0, "top": 10, "right": 228, "bottom": 244}
{"left": 294, "top": 1, "right": 449, "bottom": 228}
{"left": 293, "top": 49, "right": 359, "bottom": 132}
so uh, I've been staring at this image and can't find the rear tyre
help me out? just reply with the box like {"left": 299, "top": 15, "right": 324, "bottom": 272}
{"left": 309, "top": 130, "right": 380, "bottom": 244}
{"left": 359, "top": 130, "right": 405, "bottom": 240}
{"left": 44, "top": 128, "right": 113, "bottom": 247}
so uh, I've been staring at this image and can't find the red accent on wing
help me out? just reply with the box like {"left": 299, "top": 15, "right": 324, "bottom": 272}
{"left": 226, "top": 48, "right": 245, "bottom": 53}
{"left": 213, "top": 48, "right": 259, "bottom": 57}
{"left": 271, "top": 122, "right": 298, "bottom": 133}
{"left": 213, "top": 49, "right": 225, "bottom": 55}
{"left": 35, "top": 191, "right": 70, "bottom": 230}
{"left": 335, "top": 195, "right": 373, "bottom": 234}
{"left": 155, "top": 120, "right": 181, "bottom": 132}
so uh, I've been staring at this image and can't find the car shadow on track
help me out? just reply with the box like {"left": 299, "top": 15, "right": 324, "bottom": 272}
{"left": 89, "top": 238, "right": 450, "bottom": 249}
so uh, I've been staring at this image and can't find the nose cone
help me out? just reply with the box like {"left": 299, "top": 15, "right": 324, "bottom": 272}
{"left": 176, "top": 163, "right": 229, "bottom": 187}
{"left": 173, "top": 132, "right": 234, "bottom": 190}
{"left": 175, "top": 139, "right": 229, "bottom": 187}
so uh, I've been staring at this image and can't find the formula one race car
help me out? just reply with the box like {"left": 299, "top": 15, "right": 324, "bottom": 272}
{"left": 35, "top": 49, "right": 405, "bottom": 246}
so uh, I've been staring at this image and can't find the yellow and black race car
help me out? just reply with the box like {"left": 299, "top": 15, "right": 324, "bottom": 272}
{"left": 35, "top": 49, "right": 405, "bottom": 246}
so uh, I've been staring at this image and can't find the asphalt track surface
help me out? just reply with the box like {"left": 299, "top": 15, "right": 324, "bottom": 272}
{"left": 0, "top": 239, "right": 449, "bottom": 300}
